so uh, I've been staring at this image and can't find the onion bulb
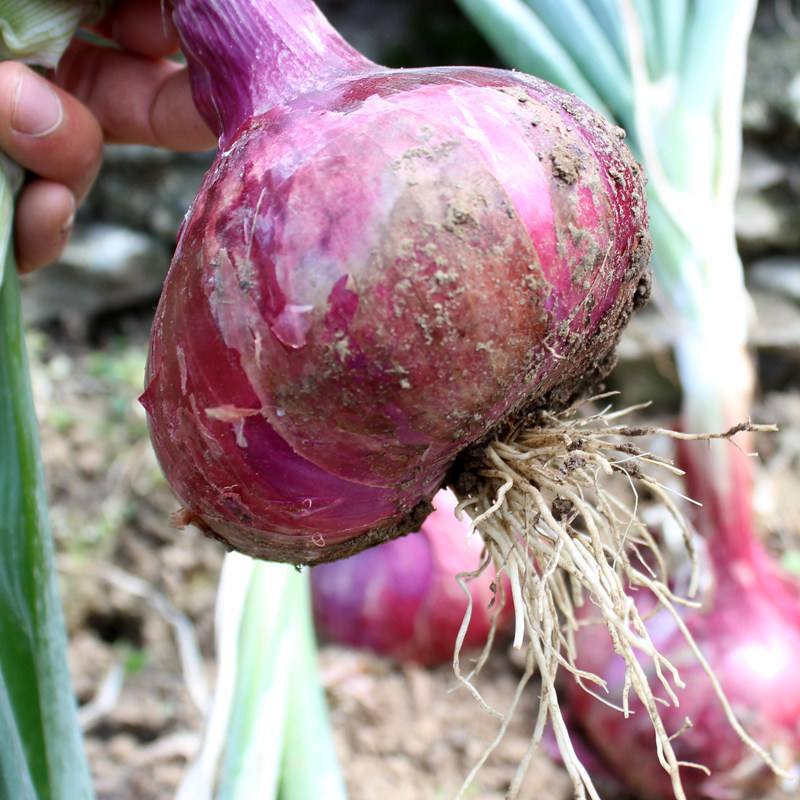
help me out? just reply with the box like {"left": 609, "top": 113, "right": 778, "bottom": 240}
{"left": 136, "top": 1, "right": 783, "bottom": 797}
{"left": 142, "top": 0, "right": 649, "bottom": 564}
{"left": 311, "top": 489, "right": 510, "bottom": 666}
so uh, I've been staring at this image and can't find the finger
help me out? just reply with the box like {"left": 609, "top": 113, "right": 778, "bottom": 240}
{"left": 0, "top": 62, "right": 103, "bottom": 202}
{"left": 55, "top": 40, "right": 215, "bottom": 151}
{"left": 15, "top": 181, "right": 76, "bottom": 273}
{"left": 92, "top": 0, "right": 180, "bottom": 59}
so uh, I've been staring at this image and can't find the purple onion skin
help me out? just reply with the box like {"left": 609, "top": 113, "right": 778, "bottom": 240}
{"left": 143, "top": 0, "right": 650, "bottom": 564}
{"left": 564, "top": 447, "right": 800, "bottom": 799}
{"left": 311, "top": 490, "right": 510, "bottom": 666}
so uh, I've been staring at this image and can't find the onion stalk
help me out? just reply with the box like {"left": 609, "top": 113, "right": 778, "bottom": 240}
{"left": 177, "top": 556, "right": 346, "bottom": 800}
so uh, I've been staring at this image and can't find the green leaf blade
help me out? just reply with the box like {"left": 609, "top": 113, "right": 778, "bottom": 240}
{"left": 455, "top": 0, "right": 612, "bottom": 117}
{"left": 216, "top": 560, "right": 299, "bottom": 800}
{"left": 520, "top": 0, "right": 632, "bottom": 123}
{"left": 584, "top": 0, "right": 627, "bottom": 60}
{"left": 0, "top": 259, "right": 94, "bottom": 800}
{"left": 179, "top": 556, "right": 348, "bottom": 800}
{"left": 0, "top": 0, "right": 105, "bottom": 67}
{"left": 653, "top": 0, "right": 686, "bottom": 76}
{"left": 279, "top": 576, "right": 347, "bottom": 800}
{"left": 0, "top": 5, "right": 108, "bottom": 795}
{"left": 680, "top": 0, "right": 754, "bottom": 112}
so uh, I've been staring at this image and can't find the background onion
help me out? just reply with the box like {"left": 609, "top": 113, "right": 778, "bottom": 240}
{"left": 311, "top": 489, "right": 511, "bottom": 666}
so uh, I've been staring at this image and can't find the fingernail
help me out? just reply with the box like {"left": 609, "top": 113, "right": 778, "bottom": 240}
{"left": 60, "top": 212, "right": 75, "bottom": 240}
{"left": 60, "top": 198, "right": 76, "bottom": 241}
{"left": 11, "top": 74, "right": 63, "bottom": 137}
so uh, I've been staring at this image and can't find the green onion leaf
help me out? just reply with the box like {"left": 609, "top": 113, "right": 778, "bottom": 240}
{"left": 177, "top": 556, "right": 347, "bottom": 800}
{"left": 216, "top": 559, "right": 298, "bottom": 799}
{"left": 519, "top": 0, "right": 632, "bottom": 124}
{"left": 0, "top": 207, "right": 93, "bottom": 800}
{"left": 652, "top": 0, "right": 686, "bottom": 76}
{"left": 454, "top": 0, "right": 612, "bottom": 117}
{"left": 630, "top": 0, "right": 660, "bottom": 78}
{"left": 279, "top": 575, "right": 347, "bottom": 800}
{"left": 0, "top": 0, "right": 105, "bottom": 68}
{"left": 584, "top": 0, "right": 627, "bottom": 62}
{"left": 680, "top": 0, "right": 752, "bottom": 113}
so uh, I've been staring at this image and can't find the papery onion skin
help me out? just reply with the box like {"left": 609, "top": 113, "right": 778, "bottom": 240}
{"left": 143, "top": 1, "right": 650, "bottom": 565}
{"left": 311, "top": 489, "right": 510, "bottom": 666}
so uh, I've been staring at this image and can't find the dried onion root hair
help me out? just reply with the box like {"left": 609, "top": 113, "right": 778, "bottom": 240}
{"left": 449, "top": 394, "right": 782, "bottom": 800}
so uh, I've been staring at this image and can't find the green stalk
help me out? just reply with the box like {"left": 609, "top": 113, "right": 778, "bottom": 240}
{"left": 0, "top": 238, "right": 92, "bottom": 800}
{"left": 628, "top": 0, "right": 759, "bottom": 559}
{"left": 455, "top": 0, "right": 610, "bottom": 116}
{"left": 630, "top": 0, "right": 660, "bottom": 77}
{"left": 0, "top": 1, "right": 106, "bottom": 67}
{"left": 177, "top": 556, "right": 347, "bottom": 800}
{"left": 216, "top": 559, "right": 297, "bottom": 798}
{"left": 0, "top": 4, "right": 107, "bottom": 797}
{"left": 584, "top": 0, "right": 627, "bottom": 61}
{"left": 680, "top": 0, "right": 746, "bottom": 113}
{"left": 653, "top": 0, "right": 686, "bottom": 77}
{"left": 517, "top": 0, "right": 632, "bottom": 122}
{"left": 279, "top": 576, "right": 347, "bottom": 800}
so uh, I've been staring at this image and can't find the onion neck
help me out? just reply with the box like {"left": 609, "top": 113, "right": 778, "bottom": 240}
{"left": 674, "top": 334, "right": 775, "bottom": 585}
{"left": 661, "top": 223, "right": 800, "bottom": 616}
{"left": 171, "top": 0, "right": 379, "bottom": 145}
{"left": 682, "top": 433, "right": 800, "bottom": 617}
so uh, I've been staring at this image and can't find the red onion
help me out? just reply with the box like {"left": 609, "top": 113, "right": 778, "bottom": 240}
{"left": 311, "top": 489, "right": 510, "bottom": 666}
{"left": 141, "top": 0, "right": 649, "bottom": 566}
{"left": 136, "top": 4, "right": 736, "bottom": 797}
{"left": 563, "top": 442, "right": 800, "bottom": 799}
{"left": 137, "top": 3, "right": 796, "bottom": 796}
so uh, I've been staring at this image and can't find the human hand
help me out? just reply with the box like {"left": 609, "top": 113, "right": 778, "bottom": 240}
{"left": 1, "top": 0, "right": 215, "bottom": 273}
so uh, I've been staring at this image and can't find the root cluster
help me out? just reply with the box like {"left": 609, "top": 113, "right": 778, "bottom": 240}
{"left": 451, "top": 395, "right": 779, "bottom": 800}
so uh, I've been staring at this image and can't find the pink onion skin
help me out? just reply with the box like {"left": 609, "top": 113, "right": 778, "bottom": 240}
{"left": 143, "top": 0, "right": 650, "bottom": 564}
{"left": 311, "top": 490, "right": 511, "bottom": 666}
{"left": 563, "top": 445, "right": 800, "bottom": 799}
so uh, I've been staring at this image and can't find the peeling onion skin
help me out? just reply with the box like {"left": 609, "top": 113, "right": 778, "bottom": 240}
{"left": 311, "top": 490, "right": 511, "bottom": 666}
{"left": 144, "top": 1, "right": 651, "bottom": 565}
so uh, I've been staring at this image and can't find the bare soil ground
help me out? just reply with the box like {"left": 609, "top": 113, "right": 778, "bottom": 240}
{"left": 29, "top": 313, "right": 800, "bottom": 800}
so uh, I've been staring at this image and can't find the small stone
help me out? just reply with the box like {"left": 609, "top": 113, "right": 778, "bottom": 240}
{"left": 22, "top": 224, "right": 169, "bottom": 325}
{"left": 739, "top": 147, "right": 786, "bottom": 193}
{"left": 736, "top": 192, "right": 797, "bottom": 252}
{"left": 748, "top": 257, "right": 800, "bottom": 303}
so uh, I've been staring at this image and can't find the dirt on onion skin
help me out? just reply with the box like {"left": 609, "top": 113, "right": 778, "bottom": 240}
{"left": 145, "top": 63, "right": 651, "bottom": 567}
{"left": 549, "top": 143, "right": 584, "bottom": 186}
{"left": 410, "top": 83, "right": 652, "bottom": 553}
{"left": 449, "top": 264, "right": 651, "bottom": 500}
